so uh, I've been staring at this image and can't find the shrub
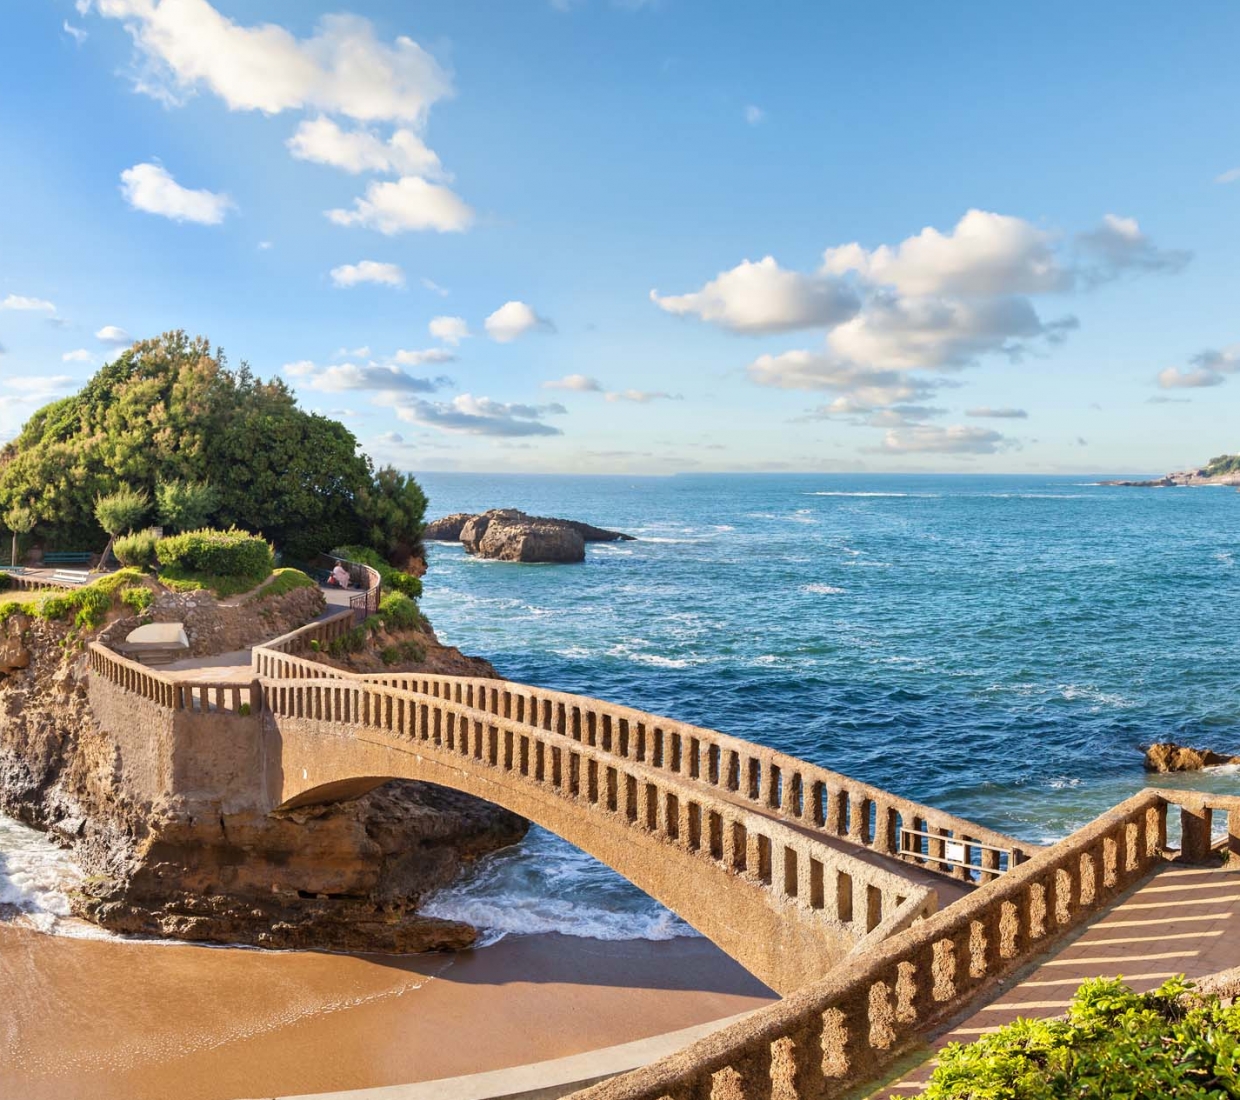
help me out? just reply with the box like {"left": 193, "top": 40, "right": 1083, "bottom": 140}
{"left": 113, "top": 528, "right": 160, "bottom": 569}
{"left": 378, "top": 591, "right": 420, "bottom": 631}
{"left": 922, "top": 976, "right": 1240, "bottom": 1099}
{"left": 327, "top": 625, "right": 368, "bottom": 657}
{"left": 380, "top": 639, "right": 425, "bottom": 666}
{"left": 331, "top": 544, "right": 423, "bottom": 599}
{"left": 34, "top": 568, "right": 147, "bottom": 630}
{"left": 94, "top": 486, "right": 149, "bottom": 537}
{"left": 120, "top": 586, "right": 153, "bottom": 614}
{"left": 156, "top": 479, "right": 220, "bottom": 533}
{"left": 247, "top": 568, "right": 314, "bottom": 603}
{"left": 156, "top": 526, "right": 274, "bottom": 579}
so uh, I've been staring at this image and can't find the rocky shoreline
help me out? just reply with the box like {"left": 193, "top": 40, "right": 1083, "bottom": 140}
{"left": 0, "top": 583, "right": 526, "bottom": 952}
{"left": 425, "top": 508, "right": 634, "bottom": 563}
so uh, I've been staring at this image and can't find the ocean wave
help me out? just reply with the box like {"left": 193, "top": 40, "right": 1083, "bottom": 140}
{"left": 423, "top": 827, "right": 697, "bottom": 943}
{"left": 802, "top": 583, "right": 845, "bottom": 595}
{"left": 0, "top": 814, "right": 112, "bottom": 939}
{"left": 1215, "top": 551, "right": 1234, "bottom": 567}
{"left": 805, "top": 491, "right": 920, "bottom": 498}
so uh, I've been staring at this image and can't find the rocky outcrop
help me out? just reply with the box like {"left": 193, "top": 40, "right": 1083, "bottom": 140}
{"left": 0, "top": 596, "right": 525, "bottom": 953}
{"left": 427, "top": 508, "right": 634, "bottom": 563}
{"left": 1143, "top": 741, "right": 1240, "bottom": 772}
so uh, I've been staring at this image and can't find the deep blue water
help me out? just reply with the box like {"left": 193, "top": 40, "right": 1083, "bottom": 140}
{"left": 417, "top": 473, "right": 1240, "bottom": 938}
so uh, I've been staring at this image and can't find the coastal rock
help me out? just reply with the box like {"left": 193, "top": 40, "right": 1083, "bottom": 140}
{"left": 1143, "top": 741, "right": 1240, "bottom": 772}
{"left": 0, "top": 594, "right": 525, "bottom": 953}
{"left": 428, "top": 508, "right": 634, "bottom": 563}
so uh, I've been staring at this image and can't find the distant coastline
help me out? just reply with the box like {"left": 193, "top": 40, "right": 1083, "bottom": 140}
{"left": 1101, "top": 453, "right": 1240, "bottom": 487}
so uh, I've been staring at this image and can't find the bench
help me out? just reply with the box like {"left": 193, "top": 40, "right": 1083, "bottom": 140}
{"left": 0, "top": 565, "right": 27, "bottom": 575}
{"left": 50, "top": 569, "right": 91, "bottom": 586}
{"left": 44, "top": 552, "right": 92, "bottom": 565}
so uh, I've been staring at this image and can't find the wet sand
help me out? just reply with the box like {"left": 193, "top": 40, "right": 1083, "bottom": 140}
{"left": 0, "top": 925, "right": 775, "bottom": 1100}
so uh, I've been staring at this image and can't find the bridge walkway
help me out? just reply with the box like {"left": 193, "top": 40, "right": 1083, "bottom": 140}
{"left": 876, "top": 860, "right": 1240, "bottom": 1096}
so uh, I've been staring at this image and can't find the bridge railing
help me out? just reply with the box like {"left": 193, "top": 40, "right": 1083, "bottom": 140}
{"left": 262, "top": 674, "right": 938, "bottom": 971}
{"left": 253, "top": 609, "right": 356, "bottom": 666}
{"left": 573, "top": 789, "right": 1169, "bottom": 1100}
{"left": 354, "top": 671, "right": 1034, "bottom": 883}
{"left": 87, "top": 642, "right": 259, "bottom": 713}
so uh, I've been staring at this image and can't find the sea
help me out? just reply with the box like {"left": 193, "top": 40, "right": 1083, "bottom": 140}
{"left": 4, "top": 473, "right": 1239, "bottom": 944}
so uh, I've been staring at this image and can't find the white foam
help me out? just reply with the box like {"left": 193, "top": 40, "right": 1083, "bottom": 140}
{"left": 802, "top": 583, "right": 845, "bottom": 595}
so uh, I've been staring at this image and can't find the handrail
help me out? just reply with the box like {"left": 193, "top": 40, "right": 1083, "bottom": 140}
{"left": 87, "top": 642, "right": 260, "bottom": 713}
{"left": 573, "top": 789, "right": 1171, "bottom": 1100}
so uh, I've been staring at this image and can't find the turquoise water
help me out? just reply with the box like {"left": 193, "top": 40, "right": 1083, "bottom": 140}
{"left": 419, "top": 474, "right": 1240, "bottom": 938}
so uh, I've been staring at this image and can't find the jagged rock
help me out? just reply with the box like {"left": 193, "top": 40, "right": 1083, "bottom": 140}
{"left": 1143, "top": 741, "right": 1240, "bottom": 772}
{"left": 428, "top": 508, "right": 633, "bottom": 563}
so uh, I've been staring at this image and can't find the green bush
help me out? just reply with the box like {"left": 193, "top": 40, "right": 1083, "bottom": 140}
{"left": 327, "top": 625, "right": 368, "bottom": 657}
{"left": 380, "top": 639, "right": 426, "bottom": 666}
{"left": 120, "top": 586, "right": 153, "bottom": 613}
{"left": 378, "top": 591, "right": 420, "bottom": 631}
{"left": 921, "top": 976, "right": 1240, "bottom": 1099}
{"left": 156, "top": 479, "right": 220, "bottom": 533}
{"left": 331, "top": 544, "right": 423, "bottom": 599}
{"left": 34, "top": 568, "right": 147, "bottom": 630}
{"left": 156, "top": 526, "right": 273, "bottom": 579}
{"left": 94, "top": 486, "right": 149, "bottom": 537}
{"left": 113, "top": 528, "right": 160, "bottom": 569}
{"left": 247, "top": 567, "right": 315, "bottom": 603}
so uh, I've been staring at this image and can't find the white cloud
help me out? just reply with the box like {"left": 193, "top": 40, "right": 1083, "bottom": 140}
{"left": 96, "top": 325, "right": 131, "bottom": 345}
{"left": 1, "top": 374, "right": 77, "bottom": 406}
{"left": 329, "top": 260, "right": 405, "bottom": 288}
{"left": 120, "top": 162, "right": 233, "bottom": 224}
{"left": 802, "top": 398, "right": 945, "bottom": 427}
{"left": 91, "top": 3, "right": 451, "bottom": 123}
{"left": 651, "top": 256, "right": 859, "bottom": 335}
{"left": 822, "top": 209, "right": 1069, "bottom": 298}
{"left": 393, "top": 393, "right": 565, "bottom": 437}
{"left": 430, "top": 316, "right": 470, "bottom": 345}
{"left": 2, "top": 294, "right": 56, "bottom": 313}
{"left": 299, "top": 362, "right": 445, "bottom": 393}
{"left": 392, "top": 347, "right": 455, "bottom": 367}
{"left": 257, "top": 240, "right": 273, "bottom": 250}
{"left": 62, "top": 349, "right": 93, "bottom": 363}
{"left": 1156, "top": 344, "right": 1240, "bottom": 390}
{"left": 1075, "top": 214, "right": 1191, "bottom": 283}
{"left": 334, "top": 345, "right": 370, "bottom": 359}
{"left": 63, "top": 20, "right": 88, "bottom": 44}
{"left": 604, "top": 390, "right": 682, "bottom": 403}
{"left": 877, "top": 424, "right": 1010, "bottom": 455}
{"left": 327, "top": 175, "right": 472, "bottom": 234}
{"left": 485, "top": 301, "right": 554, "bottom": 343}
{"left": 965, "top": 406, "right": 1028, "bottom": 419}
{"left": 748, "top": 351, "right": 936, "bottom": 405}
{"left": 421, "top": 277, "right": 450, "bottom": 297}
{"left": 744, "top": 104, "right": 764, "bottom": 125}
{"left": 1217, "top": 167, "right": 1240, "bottom": 185}
{"left": 543, "top": 374, "right": 602, "bottom": 392}
{"left": 287, "top": 116, "right": 444, "bottom": 178}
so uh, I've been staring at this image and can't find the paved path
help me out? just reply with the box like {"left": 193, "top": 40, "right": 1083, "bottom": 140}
{"left": 877, "top": 861, "right": 1240, "bottom": 1096}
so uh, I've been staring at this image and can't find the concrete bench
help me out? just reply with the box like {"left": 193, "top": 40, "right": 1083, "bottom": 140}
{"left": 51, "top": 569, "right": 91, "bottom": 586}
{"left": 44, "top": 552, "right": 92, "bottom": 565}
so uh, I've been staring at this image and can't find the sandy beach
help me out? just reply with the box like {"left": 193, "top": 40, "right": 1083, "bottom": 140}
{"left": 0, "top": 924, "right": 774, "bottom": 1100}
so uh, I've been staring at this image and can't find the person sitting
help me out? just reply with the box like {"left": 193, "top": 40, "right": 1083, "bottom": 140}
{"left": 328, "top": 563, "right": 351, "bottom": 589}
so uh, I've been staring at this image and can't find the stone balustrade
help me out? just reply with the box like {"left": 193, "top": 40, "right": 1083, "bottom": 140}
{"left": 263, "top": 672, "right": 937, "bottom": 994}
{"left": 572, "top": 789, "right": 1171, "bottom": 1100}
{"left": 1150, "top": 787, "right": 1240, "bottom": 866}
{"left": 354, "top": 670, "right": 1035, "bottom": 884}
{"left": 87, "top": 643, "right": 259, "bottom": 714}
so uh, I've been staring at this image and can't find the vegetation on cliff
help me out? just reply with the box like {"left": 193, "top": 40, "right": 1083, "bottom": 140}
{"left": 1205, "top": 453, "right": 1240, "bottom": 478}
{"left": 0, "top": 331, "right": 426, "bottom": 562}
{"left": 0, "top": 568, "right": 153, "bottom": 630}
{"left": 921, "top": 977, "right": 1240, "bottom": 1099}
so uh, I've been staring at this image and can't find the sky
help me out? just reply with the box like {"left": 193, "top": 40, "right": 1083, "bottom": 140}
{"left": 1, "top": 1, "right": 1238, "bottom": 476}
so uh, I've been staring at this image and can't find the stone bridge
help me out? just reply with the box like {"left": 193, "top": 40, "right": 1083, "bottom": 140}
{"left": 86, "top": 608, "right": 1031, "bottom": 995}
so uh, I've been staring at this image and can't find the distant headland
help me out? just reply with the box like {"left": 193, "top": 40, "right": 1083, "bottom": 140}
{"left": 1101, "top": 452, "right": 1240, "bottom": 487}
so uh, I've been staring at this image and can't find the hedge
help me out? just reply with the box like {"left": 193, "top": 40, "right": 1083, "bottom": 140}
{"left": 156, "top": 527, "right": 274, "bottom": 579}
{"left": 114, "top": 528, "right": 160, "bottom": 569}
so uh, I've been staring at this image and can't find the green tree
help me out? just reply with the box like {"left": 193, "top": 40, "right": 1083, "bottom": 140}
{"left": 3, "top": 504, "right": 34, "bottom": 567}
{"left": 94, "top": 486, "right": 150, "bottom": 565}
{"left": 156, "top": 479, "right": 220, "bottom": 533}
{"left": 355, "top": 465, "right": 428, "bottom": 566}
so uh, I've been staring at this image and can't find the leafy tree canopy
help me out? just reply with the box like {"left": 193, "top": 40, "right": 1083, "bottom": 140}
{"left": 0, "top": 331, "right": 426, "bottom": 561}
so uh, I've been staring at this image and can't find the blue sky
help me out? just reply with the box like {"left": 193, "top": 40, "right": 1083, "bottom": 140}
{"left": 1, "top": 1, "right": 1238, "bottom": 475}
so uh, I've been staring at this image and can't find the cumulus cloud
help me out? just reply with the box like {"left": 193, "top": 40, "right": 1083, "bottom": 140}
{"left": 327, "top": 175, "right": 472, "bottom": 234}
{"left": 485, "top": 301, "right": 554, "bottom": 343}
{"left": 430, "top": 316, "right": 469, "bottom": 345}
{"left": 90, "top": 2, "right": 451, "bottom": 123}
{"left": 1156, "top": 345, "right": 1240, "bottom": 389}
{"left": 823, "top": 209, "right": 1069, "bottom": 298}
{"left": 120, "top": 162, "right": 233, "bottom": 224}
{"left": 62, "top": 349, "right": 93, "bottom": 363}
{"left": 748, "top": 351, "right": 938, "bottom": 405}
{"left": 1075, "top": 214, "right": 1191, "bottom": 284}
{"left": 294, "top": 361, "right": 447, "bottom": 394}
{"left": 651, "top": 256, "right": 859, "bottom": 335}
{"left": 392, "top": 347, "right": 455, "bottom": 367}
{"left": 801, "top": 398, "right": 946, "bottom": 428}
{"left": 1, "top": 374, "right": 78, "bottom": 406}
{"left": 877, "top": 424, "right": 1010, "bottom": 455}
{"left": 96, "top": 325, "right": 131, "bottom": 345}
{"left": 329, "top": 260, "right": 405, "bottom": 288}
{"left": 965, "top": 406, "right": 1028, "bottom": 419}
{"left": 393, "top": 394, "right": 566, "bottom": 437}
{"left": 543, "top": 374, "right": 602, "bottom": 392}
{"left": 288, "top": 116, "right": 445, "bottom": 178}
{"left": 604, "top": 390, "right": 682, "bottom": 403}
{"left": 1, "top": 294, "right": 56, "bottom": 312}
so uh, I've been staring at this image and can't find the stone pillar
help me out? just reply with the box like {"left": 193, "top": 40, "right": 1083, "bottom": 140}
{"left": 1180, "top": 804, "right": 1214, "bottom": 864}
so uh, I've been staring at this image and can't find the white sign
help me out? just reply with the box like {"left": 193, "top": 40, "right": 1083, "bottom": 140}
{"left": 944, "top": 841, "right": 966, "bottom": 864}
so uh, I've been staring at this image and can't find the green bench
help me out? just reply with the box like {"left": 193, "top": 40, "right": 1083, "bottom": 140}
{"left": 44, "top": 552, "right": 92, "bottom": 565}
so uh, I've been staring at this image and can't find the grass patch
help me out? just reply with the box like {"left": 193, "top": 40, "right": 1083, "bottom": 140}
{"left": 30, "top": 568, "right": 150, "bottom": 630}
{"left": 158, "top": 562, "right": 273, "bottom": 599}
{"left": 246, "top": 568, "right": 315, "bottom": 603}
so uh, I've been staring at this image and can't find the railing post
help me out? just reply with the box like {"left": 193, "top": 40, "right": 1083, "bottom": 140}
{"left": 1180, "top": 804, "right": 1214, "bottom": 864}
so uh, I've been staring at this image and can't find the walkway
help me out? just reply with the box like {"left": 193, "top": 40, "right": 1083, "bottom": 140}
{"left": 880, "top": 860, "right": 1240, "bottom": 1095}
